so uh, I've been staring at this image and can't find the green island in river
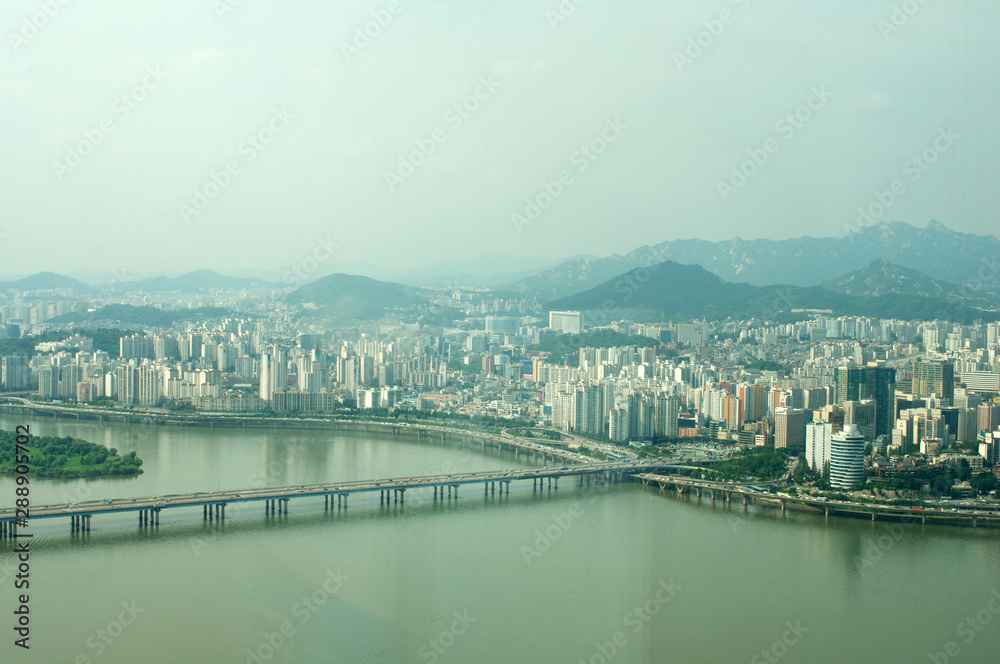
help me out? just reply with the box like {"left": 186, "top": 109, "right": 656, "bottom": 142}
{"left": 0, "top": 429, "right": 143, "bottom": 478}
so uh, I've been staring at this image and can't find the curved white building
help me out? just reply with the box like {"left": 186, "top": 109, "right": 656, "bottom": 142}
{"left": 830, "top": 424, "right": 865, "bottom": 489}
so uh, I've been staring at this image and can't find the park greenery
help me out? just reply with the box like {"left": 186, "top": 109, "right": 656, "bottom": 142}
{"left": 691, "top": 446, "right": 792, "bottom": 481}
{"left": 0, "top": 429, "right": 143, "bottom": 478}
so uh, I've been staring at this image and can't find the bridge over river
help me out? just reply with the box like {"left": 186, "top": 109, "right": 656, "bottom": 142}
{"left": 0, "top": 460, "right": 698, "bottom": 539}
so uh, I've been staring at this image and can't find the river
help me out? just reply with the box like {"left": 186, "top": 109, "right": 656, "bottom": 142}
{"left": 1, "top": 415, "right": 998, "bottom": 663}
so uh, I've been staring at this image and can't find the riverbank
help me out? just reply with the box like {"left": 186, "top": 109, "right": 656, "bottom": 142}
{"left": 4, "top": 400, "right": 997, "bottom": 530}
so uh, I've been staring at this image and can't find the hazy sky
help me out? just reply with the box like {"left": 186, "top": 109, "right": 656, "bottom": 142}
{"left": 2, "top": 1, "right": 998, "bottom": 278}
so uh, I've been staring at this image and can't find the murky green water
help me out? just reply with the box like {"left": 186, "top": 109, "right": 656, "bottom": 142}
{"left": 1, "top": 416, "right": 998, "bottom": 663}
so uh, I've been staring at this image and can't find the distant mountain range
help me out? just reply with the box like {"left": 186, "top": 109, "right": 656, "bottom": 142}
{"left": 126, "top": 270, "right": 273, "bottom": 292}
{"left": 0, "top": 271, "right": 92, "bottom": 293}
{"left": 0, "top": 270, "right": 271, "bottom": 294}
{"left": 548, "top": 260, "right": 995, "bottom": 325}
{"left": 822, "top": 259, "right": 994, "bottom": 307}
{"left": 4, "top": 221, "right": 998, "bottom": 325}
{"left": 510, "top": 221, "right": 1000, "bottom": 302}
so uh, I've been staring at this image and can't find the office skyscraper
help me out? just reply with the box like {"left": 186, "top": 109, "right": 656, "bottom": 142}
{"left": 835, "top": 364, "right": 896, "bottom": 439}
{"left": 912, "top": 359, "right": 954, "bottom": 401}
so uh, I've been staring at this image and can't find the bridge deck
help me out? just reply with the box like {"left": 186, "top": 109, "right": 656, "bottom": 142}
{"left": 0, "top": 461, "right": 676, "bottom": 522}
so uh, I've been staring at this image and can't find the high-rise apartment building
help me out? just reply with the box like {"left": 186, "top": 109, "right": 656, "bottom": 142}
{"left": 654, "top": 394, "right": 680, "bottom": 438}
{"left": 573, "top": 383, "right": 605, "bottom": 436}
{"left": 978, "top": 403, "right": 1000, "bottom": 434}
{"left": 774, "top": 407, "right": 806, "bottom": 449}
{"left": 1, "top": 355, "right": 28, "bottom": 390}
{"left": 805, "top": 422, "right": 832, "bottom": 471}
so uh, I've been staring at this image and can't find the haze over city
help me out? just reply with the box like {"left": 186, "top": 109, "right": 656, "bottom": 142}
{"left": 2, "top": 1, "right": 999, "bottom": 277}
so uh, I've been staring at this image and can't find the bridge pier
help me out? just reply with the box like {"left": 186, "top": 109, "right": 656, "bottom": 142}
{"left": 871, "top": 510, "right": 877, "bottom": 522}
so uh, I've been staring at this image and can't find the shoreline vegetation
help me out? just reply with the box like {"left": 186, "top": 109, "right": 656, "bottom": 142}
{"left": 0, "top": 429, "right": 143, "bottom": 478}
